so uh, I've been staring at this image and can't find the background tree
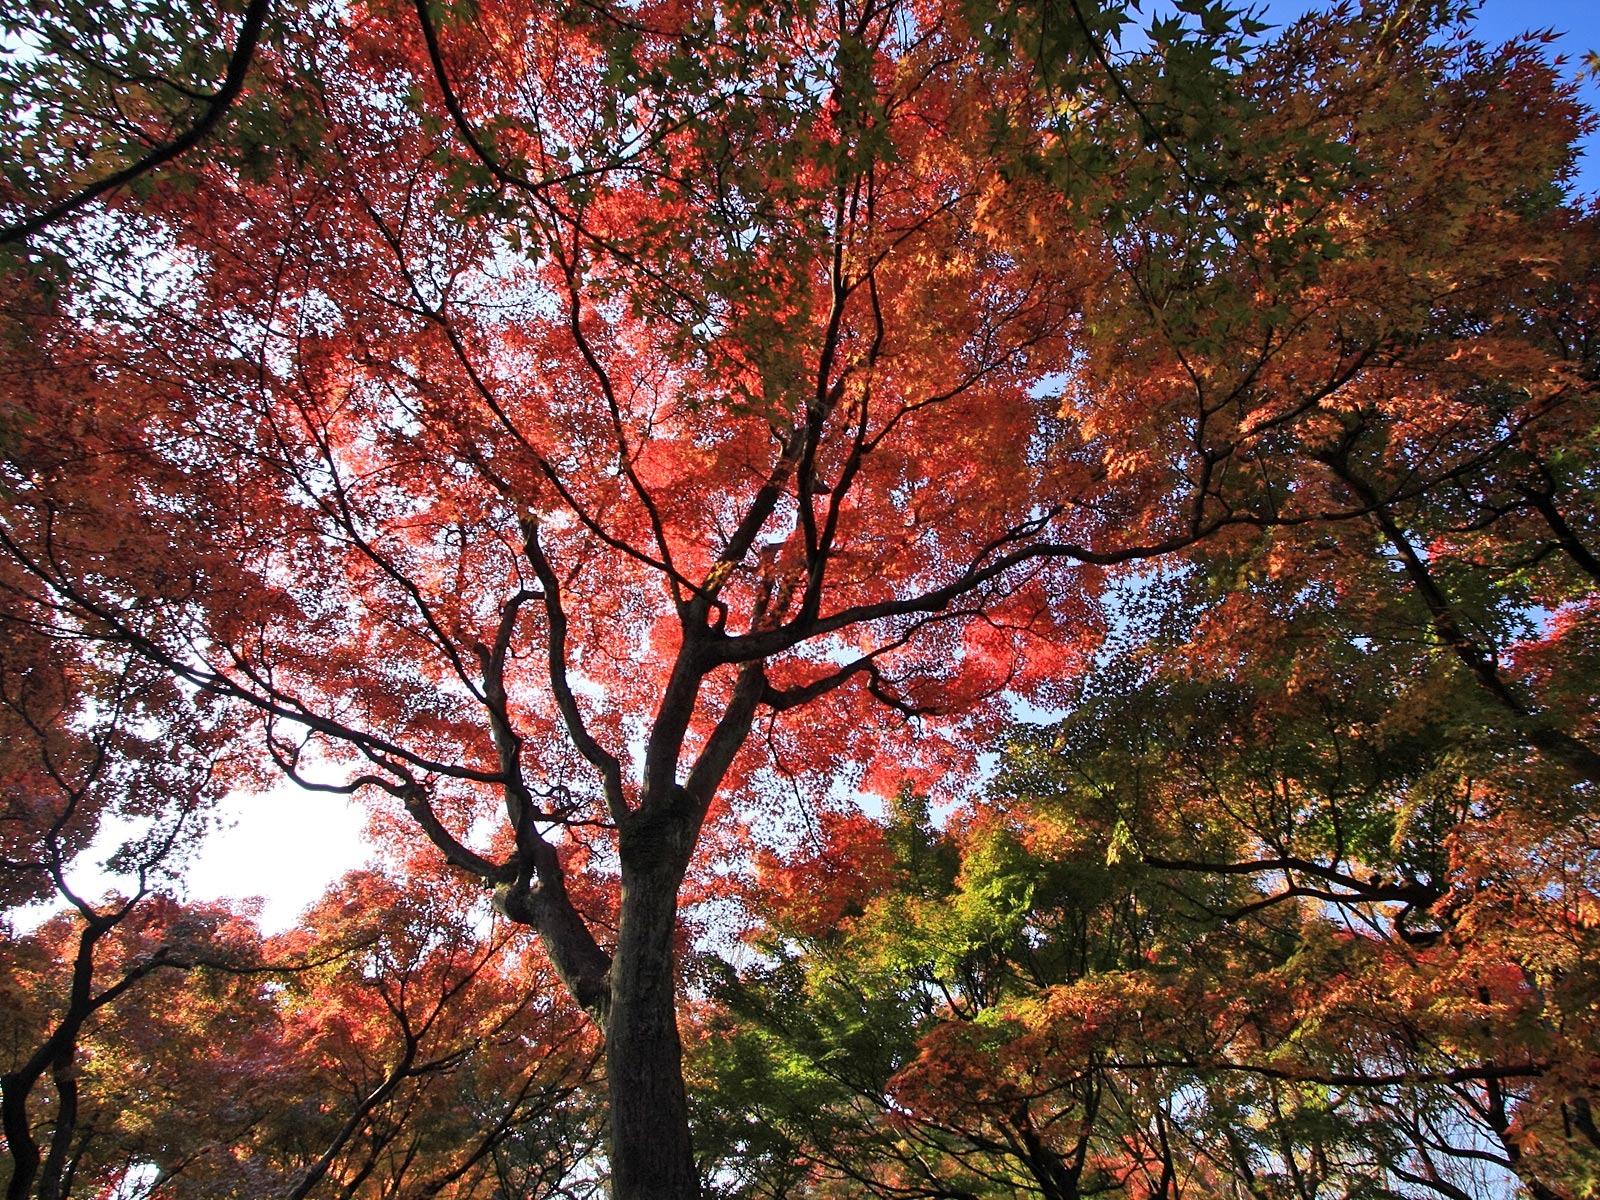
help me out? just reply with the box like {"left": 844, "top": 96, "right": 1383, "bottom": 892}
{"left": 702, "top": 620, "right": 1597, "bottom": 1199}
{"left": 693, "top": 19, "right": 1600, "bottom": 1185}
{"left": 0, "top": 531, "right": 246, "bottom": 1200}
{"left": 69, "top": 860, "right": 605, "bottom": 1200}
{"left": 0, "top": 272, "right": 603, "bottom": 1199}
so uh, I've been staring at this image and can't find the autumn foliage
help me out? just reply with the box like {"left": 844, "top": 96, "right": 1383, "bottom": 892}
{"left": 3, "top": 0, "right": 1600, "bottom": 1196}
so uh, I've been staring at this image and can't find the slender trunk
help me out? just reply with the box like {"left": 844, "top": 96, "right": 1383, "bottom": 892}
{"left": 2, "top": 1074, "right": 43, "bottom": 1200}
{"left": 3, "top": 920, "right": 109, "bottom": 1200}
{"left": 36, "top": 1052, "right": 77, "bottom": 1200}
{"left": 607, "top": 845, "right": 698, "bottom": 1200}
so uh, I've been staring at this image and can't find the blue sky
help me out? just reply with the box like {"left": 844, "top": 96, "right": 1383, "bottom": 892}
{"left": 1262, "top": 0, "right": 1600, "bottom": 194}
{"left": 1452, "top": 0, "right": 1598, "bottom": 196}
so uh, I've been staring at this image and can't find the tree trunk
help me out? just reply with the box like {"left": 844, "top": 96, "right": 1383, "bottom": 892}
{"left": 36, "top": 1053, "right": 77, "bottom": 1200}
{"left": 2, "top": 1074, "right": 43, "bottom": 1200}
{"left": 606, "top": 841, "right": 698, "bottom": 1200}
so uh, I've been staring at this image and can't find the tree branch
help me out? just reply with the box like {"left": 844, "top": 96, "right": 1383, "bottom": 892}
{"left": 0, "top": 0, "right": 273, "bottom": 246}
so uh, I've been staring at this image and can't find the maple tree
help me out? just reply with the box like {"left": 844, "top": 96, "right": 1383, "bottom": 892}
{"left": 0, "top": 554, "right": 238, "bottom": 1200}
{"left": 0, "top": 208, "right": 600, "bottom": 1200}
{"left": 77, "top": 863, "right": 604, "bottom": 1200}
{"left": 2, "top": 0, "right": 1598, "bottom": 1196}
{"left": 704, "top": 133, "right": 1600, "bottom": 1195}
{"left": 246, "top": 863, "right": 603, "bottom": 1200}
{"left": 3, "top": 865, "right": 605, "bottom": 1199}
{"left": 712, "top": 547, "right": 1600, "bottom": 1198}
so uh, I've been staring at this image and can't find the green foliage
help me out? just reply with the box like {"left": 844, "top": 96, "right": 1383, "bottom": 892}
{"left": 1, "top": 1, "right": 250, "bottom": 203}
{"left": 698, "top": 521, "right": 1600, "bottom": 1196}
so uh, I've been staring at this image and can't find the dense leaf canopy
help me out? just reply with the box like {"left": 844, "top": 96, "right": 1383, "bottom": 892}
{"left": 1, "top": 0, "right": 1597, "bottom": 1196}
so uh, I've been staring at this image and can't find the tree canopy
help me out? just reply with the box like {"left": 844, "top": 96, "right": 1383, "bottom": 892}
{"left": 1, "top": 0, "right": 1597, "bottom": 1196}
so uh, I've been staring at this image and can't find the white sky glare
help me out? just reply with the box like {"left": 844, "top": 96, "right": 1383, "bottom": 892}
{"left": 182, "top": 786, "right": 370, "bottom": 933}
